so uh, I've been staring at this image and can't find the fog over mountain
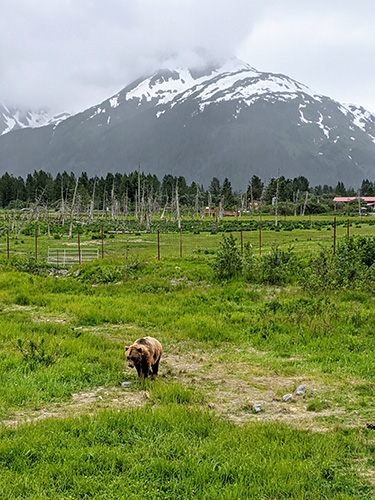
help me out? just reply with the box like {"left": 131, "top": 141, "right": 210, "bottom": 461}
{"left": 1, "top": 58, "right": 375, "bottom": 190}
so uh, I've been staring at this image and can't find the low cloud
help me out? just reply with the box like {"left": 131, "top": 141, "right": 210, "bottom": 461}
{"left": 1, "top": 1, "right": 374, "bottom": 113}
{"left": 0, "top": 0, "right": 260, "bottom": 112}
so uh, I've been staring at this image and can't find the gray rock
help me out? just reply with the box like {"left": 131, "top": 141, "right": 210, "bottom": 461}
{"left": 121, "top": 382, "right": 131, "bottom": 388}
{"left": 282, "top": 393, "right": 293, "bottom": 403}
{"left": 295, "top": 385, "right": 306, "bottom": 396}
{"left": 252, "top": 404, "right": 262, "bottom": 413}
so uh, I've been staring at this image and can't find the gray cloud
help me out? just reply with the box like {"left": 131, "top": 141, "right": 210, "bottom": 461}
{"left": 1, "top": 1, "right": 374, "bottom": 113}
{"left": 0, "top": 0, "right": 260, "bottom": 112}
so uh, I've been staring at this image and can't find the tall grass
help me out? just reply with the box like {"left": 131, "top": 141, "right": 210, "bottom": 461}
{"left": 0, "top": 407, "right": 371, "bottom": 499}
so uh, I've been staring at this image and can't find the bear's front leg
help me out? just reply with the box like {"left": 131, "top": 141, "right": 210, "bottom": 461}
{"left": 140, "top": 357, "right": 151, "bottom": 378}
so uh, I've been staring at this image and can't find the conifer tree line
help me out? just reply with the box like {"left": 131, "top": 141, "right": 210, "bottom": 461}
{"left": 0, "top": 169, "right": 372, "bottom": 212}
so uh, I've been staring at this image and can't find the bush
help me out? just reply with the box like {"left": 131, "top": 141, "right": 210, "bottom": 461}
{"left": 304, "top": 236, "right": 375, "bottom": 289}
{"left": 211, "top": 233, "right": 242, "bottom": 280}
{"left": 260, "top": 246, "right": 299, "bottom": 285}
{"left": 242, "top": 243, "right": 259, "bottom": 281}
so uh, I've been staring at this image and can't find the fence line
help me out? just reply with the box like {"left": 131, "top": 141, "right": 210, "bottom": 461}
{"left": 1, "top": 218, "right": 366, "bottom": 262}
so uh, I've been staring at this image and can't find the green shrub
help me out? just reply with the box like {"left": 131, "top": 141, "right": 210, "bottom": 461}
{"left": 304, "top": 237, "right": 375, "bottom": 289}
{"left": 211, "top": 233, "right": 242, "bottom": 280}
{"left": 242, "top": 243, "right": 259, "bottom": 281}
{"left": 260, "top": 246, "right": 299, "bottom": 285}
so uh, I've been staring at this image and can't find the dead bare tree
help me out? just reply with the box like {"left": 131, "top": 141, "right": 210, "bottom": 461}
{"left": 68, "top": 178, "right": 79, "bottom": 239}
{"left": 301, "top": 191, "right": 309, "bottom": 217}
{"left": 240, "top": 192, "right": 247, "bottom": 217}
{"left": 88, "top": 177, "right": 97, "bottom": 223}
{"left": 293, "top": 189, "right": 300, "bottom": 217}
{"left": 207, "top": 193, "right": 212, "bottom": 217}
{"left": 218, "top": 197, "right": 224, "bottom": 220}
{"left": 258, "top": 181, "right": 267, "bottom": 222}
{"left": 161, "top": 196, "right": 169, "bottom": 219}
{"left": 16, "top": 188, "right": 46, "bottom": 239}
{"left": 194, "top": 184, "right": 200, "bottom": 218}
{"left": 249, "top": 179, "right": 254, "bottom": 218}
{"left": 275, "top": 172, "right": 280, "bottom": 227}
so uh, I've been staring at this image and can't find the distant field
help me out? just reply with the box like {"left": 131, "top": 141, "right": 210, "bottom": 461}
{"left": 2, "top": 214, "right": 375, "bottom": 262}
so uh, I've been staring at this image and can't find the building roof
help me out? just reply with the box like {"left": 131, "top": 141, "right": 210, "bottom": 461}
{"left": 333, "top": 196, "right": 375, "bottom": 203}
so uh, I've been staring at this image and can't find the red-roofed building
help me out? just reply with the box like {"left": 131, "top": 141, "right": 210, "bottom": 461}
{"left": 333, "top": 196, "right": 375, "bottom": 204}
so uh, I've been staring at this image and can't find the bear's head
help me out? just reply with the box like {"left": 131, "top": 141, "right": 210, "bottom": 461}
{"left": 125, "top": 345, "right": 144, "bottom": 368}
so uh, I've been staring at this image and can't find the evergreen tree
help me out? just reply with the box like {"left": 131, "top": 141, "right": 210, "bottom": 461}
{"left": 221, "top": 177, "right": 235, "bottom": 209}
{"left": 209, "top": 177, "right": 221, "bottom": 205}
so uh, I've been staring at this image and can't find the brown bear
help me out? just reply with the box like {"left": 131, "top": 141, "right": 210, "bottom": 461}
{"left": 125, "top": 336, "right": 162, "bottom": 379}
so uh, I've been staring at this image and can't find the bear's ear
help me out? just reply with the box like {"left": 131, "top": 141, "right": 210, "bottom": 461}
{"left": 137, "top": 347, "right": 143, "bottom": 353}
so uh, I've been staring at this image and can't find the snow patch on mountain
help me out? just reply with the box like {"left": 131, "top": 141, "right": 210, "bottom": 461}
{"left": 0, "top": 105, "right": 69, "bottom": 136}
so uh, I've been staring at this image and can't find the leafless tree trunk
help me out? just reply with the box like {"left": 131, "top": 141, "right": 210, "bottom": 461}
{"left": 161, "top": 196, "right": 168, "bottom": 219}
{"left": 194, "top": 184, "right": 200, "bottom": 218}
{"left": 89, "top": 178, "right": 96, "bottom": 223}
{"left": 218, "top": 197, "right": 224, "bottom": 220}
{"left": 249, "top": 180, "right": 254, "bottom": 218}
{"left": 240, "top": 193, "right": 247, "bottom": 217}
{"left": 69, "top": 178, "right": 79, "bottom": 239}
{"left": 16, "top": 188, "right": 46, "bottom": 239}
{"left": 293, "top": 189, "right": 300, "bottom": 217}
{"left": 301, "top": 191, "right": 309, "bottom": 217}
{"left": 275, "top": 173, "right": 280, "bottom": 226}
{"left": 207, "top": 193, "right": 212, "bottom": 217}
{"left": 258, "top": 181, "right": 267, "bottom": 222}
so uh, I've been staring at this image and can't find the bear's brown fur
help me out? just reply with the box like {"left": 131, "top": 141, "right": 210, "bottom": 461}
{"left": 125, "top": 336, "right": 162, "bottom": 379}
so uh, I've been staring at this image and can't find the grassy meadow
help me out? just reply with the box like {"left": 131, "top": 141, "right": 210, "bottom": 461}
{"left": 1, "top": 214, "right": 375, "bottom": 498}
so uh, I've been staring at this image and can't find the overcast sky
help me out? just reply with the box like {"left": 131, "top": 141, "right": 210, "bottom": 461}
{"left": 1, "top": 0, "right": 375, "bottom": 114}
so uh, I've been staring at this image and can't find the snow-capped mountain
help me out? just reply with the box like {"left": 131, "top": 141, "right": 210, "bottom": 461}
{"left": 1, "top": 58, "right": 375, "bottom": 188}
{"left": 0, "top": 105, "right": 69, "bottom": 136}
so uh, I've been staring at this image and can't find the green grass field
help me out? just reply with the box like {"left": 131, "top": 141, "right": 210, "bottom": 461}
{"left": 1, "top": 215, "right": 375, "bottom": 498}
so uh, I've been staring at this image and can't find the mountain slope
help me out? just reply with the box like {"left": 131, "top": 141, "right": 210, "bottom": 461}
{"left": 0, "top": 105, "right": 70, "bottom": 136}
{"left": 1, "top": 58, "right": 375, "bottom": 189}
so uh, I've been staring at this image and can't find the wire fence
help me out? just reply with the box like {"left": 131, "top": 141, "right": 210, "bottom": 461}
{"left": 1, "top": 217, "right": 369, "bottom": 265}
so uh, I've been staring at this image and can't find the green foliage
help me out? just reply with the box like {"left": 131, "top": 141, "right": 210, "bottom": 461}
{"left": 76, "top": 258, "right": 143, "bottom": 284}
{"left": 211, "top": 233, "right": 242, "bottom": 279}
{"left": 305, "top": 236, "right": 375, "bottom": 289}
{"left": 16, "top": 338, "right": 58, "bottom": 371}
{"left": 260, "top": 246, "right": 300, "bottom": 285}
{"left": 10, "top": 257, "right": 49, "bottom": 277}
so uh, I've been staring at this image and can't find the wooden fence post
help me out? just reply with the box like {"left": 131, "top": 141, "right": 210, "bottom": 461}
{"left": 333, "top": 217, "right": 336, "bottom": 255}
{"left": 78, "top": 231, "right": 81, "bottom": 264}
{"left": 101, "top": 225, "right": 104, "bottom": 259}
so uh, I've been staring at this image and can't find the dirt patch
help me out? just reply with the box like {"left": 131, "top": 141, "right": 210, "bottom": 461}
{"left": 0, "top": 346, "right": 367, "bottom": 432}
{"left": 161, "top": 352, "right": 345, "bottom": 431}
{"left": 2, "top": 386, "right": 146, "bottom": 428}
